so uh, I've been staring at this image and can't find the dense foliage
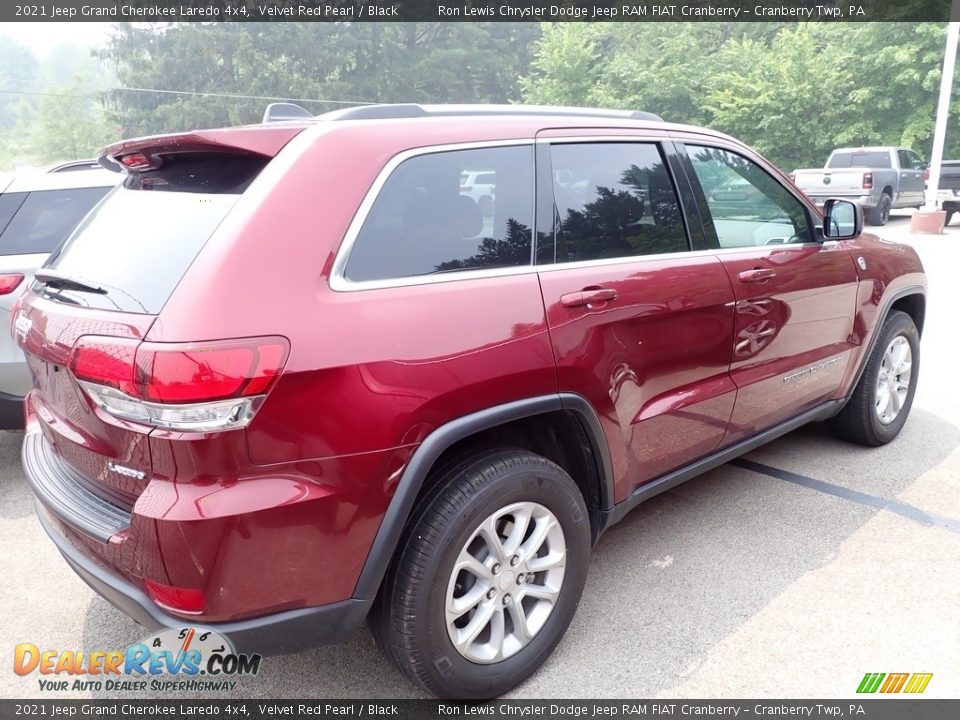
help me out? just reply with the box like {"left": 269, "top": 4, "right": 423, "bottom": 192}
{"left": 1, "top": 22, "right": 959, "bottom": 173}
{"left": 104, "top": 22, "right": 540, "bottom": 137}
{"left": 522, "top": 22, "right": 960, "bottom": 170}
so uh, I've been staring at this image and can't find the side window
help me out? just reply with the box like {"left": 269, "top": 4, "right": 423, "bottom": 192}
{"left": 0, "top": 187, "right": 111, "bottom": 256}
{"left": 0, "top": 192, "right": 27, "bottom": 238}
{"left": 344, "top": 145, "right": 533, "bottom": 282}
{"left": 908, "top": 151, "right": 924, "bottom": 169}
{"left": 897, "top": 150, "right": 914, "bottom": 169}
{"left": 545, "top": 142, "right": 688, "bottom": 264}
{"left": 685, "top": 145, "right": 813, "bottom": 248}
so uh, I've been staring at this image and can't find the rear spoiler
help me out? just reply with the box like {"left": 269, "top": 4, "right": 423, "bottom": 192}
{"left": 97, "top": 124, "right": 311, "bottom": 173}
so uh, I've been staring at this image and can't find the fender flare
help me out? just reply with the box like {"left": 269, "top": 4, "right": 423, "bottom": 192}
{"left": 351, "top": 392, "right": 613, "bottom": 601}
{"left": 844, "top": 284, "right": 926, "bottom": 399}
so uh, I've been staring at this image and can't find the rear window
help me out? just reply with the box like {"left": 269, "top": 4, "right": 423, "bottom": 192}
{"left": 827, "top": 151, "right": 892, "bottom": 169}
{"left": 0, "top": 188, "right": 109, "bottom": 256}
{"left": 40, "top": 152, "right": 268, "bottom": 313}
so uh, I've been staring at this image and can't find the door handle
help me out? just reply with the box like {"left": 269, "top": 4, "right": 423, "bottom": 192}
{"left": 738, "top": 268, "right": 777, "bottom": 283}
{"left": 560, "top": 287, "right": 618, "bottom": 308}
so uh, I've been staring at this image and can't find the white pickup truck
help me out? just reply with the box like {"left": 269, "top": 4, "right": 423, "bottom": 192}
{"left": 792, "top": 147, "right": 926, "bottom": 226}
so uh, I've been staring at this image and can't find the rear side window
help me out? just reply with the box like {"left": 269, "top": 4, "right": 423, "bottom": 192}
{"left": 827, "top": 151, "right": 892, "bottom": 169}
{"left": 897, "top": 150, "right": 915, "bottom": 169}
{"left": 0, "top": 188, "right": 109, "bottom": 256}
{"left": 0, "top": 192, "right": 27, "bottom": 238}
{"left": 344, "top": 145, "right": 534, "bottom": 282}
{"left": 41, "top": 152, "right": 268, "bottom": 313}
{"left": 544, "top": 142, "right": 688, "bottom": 263}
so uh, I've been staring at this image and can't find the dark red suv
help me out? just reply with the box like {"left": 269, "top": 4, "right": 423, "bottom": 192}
{"left": 17, "top": 105, "right": 926, "bottom": 698}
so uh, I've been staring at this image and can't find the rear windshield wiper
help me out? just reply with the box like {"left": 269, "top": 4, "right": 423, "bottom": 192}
{"left": 33, "top": 269, "right": 108, "bottom": 295}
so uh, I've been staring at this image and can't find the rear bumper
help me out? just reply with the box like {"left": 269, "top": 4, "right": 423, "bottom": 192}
{"left": 0, "top": 391, "right": 25, "bottom": 430}
{"left": 35, "top": 505, "right": 371, "bottom": 655}
{"left": 22, "top": 423, "right": 377, "bottom": 654}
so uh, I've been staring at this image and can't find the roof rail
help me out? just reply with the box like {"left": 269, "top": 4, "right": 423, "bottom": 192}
{"left": 318, "top": 104, "right": 664, "bottom": 123}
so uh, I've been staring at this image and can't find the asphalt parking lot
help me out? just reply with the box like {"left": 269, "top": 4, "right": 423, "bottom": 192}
{"left": 1, "top": 211, "right": 958, "bottom": 700}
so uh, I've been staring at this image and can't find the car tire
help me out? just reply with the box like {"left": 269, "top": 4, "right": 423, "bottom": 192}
{"left": 371, "top": 448, "right": 591, "bottom": 699}
{"left": 945, "top": 210, "right": 955, "bottom": 226}
{"left": 866, "top": 193, "right": 892, "bottom": 226}
{"left": 829, "top": 310, "right": 919, "bottom": 446}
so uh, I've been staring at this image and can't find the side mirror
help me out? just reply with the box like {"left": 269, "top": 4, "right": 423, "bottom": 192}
{"left": 822, "top": 198, "right": 862, "bottom": 240}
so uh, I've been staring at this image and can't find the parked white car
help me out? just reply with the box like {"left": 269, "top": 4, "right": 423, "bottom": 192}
{"left": 0, "top": 165, "right": 118, "bottom": 428}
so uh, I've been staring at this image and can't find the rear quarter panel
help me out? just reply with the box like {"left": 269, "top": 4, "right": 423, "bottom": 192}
{"left": 146, "top": 120, "right": 559, "bottom": 463}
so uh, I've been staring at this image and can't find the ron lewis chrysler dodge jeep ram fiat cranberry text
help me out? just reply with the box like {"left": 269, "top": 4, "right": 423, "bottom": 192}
{"left": 15, "top": 105, "right": 925, "bottom": 698}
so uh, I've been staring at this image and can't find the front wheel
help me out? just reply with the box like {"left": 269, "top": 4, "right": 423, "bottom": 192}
{"left": 829, "top": 310, "right": 919, "bottom": 446}
{"left": 372, "top": 448, "right": 591, "bottom": 699}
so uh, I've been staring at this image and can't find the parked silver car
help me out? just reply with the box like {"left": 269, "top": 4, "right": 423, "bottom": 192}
{"left": 0, "top": 166, "right": 118, "bottom": 428}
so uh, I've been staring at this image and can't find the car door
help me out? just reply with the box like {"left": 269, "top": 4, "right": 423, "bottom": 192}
{"left": 535, "top": 137, "right": 737, "bottom": 502}
{"left": 677, "top": 142, "right": 860, "bottom": 443}
{"left": 897, "top": 149, "right": 925, "bottom": 206}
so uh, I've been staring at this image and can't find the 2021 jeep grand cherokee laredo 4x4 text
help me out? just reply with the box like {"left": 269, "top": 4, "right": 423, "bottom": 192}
{"left": 16, "top": 105, "right": 925, "bottom": 698}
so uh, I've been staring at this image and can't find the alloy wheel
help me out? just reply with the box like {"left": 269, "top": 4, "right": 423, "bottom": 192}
{"left": 445, "top": 501, "right": 566, "bottom": 664}
{"left": 875, "top": 335, "right": 912, "bottom": 425}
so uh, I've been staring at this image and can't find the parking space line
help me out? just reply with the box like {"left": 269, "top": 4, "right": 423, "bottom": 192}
{"left": 731, "top": 458, "right": 960, "bottom": 535}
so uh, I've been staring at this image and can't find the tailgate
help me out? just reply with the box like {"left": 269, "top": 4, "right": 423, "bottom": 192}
{"left": 18, "top": 294, "right": 156, "bottom": 505}
{"left": 16, "top": 124, "right": 304, "bottom": 514}
{"left": 795, "top": 169, "right": 865, "bottom": 195}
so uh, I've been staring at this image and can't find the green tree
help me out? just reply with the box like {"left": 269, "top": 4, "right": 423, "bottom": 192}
{"left": 30, "top": 77, "right": 118, "bottom": 162}
{"left": 105, "top": 23, "right": 541, "bottom": 137}
{"left": 522, "top": 22, "right": 960, "bottom": 171}
{"left": 0, "top": 37, "right": 39, "bottom": 129}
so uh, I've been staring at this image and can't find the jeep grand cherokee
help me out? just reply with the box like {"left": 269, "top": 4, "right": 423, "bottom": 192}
{"left": 16, "top": 105, "right": 925, "bottom": 698}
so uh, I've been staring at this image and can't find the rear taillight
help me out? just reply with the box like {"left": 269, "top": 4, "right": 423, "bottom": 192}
{"left": 862, "top": 172, "right": 873, "bottom": 189}
{"left": 0, "top": 273, "right": 24, "bottom": 295}
{"left": 69, "top": 336, "right": 289, "bottom": 432}
{"left": 923, "top": 168, "right": 930, "bottom": 182}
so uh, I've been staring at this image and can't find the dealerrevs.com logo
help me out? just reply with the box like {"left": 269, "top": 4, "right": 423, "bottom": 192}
{"left": 14, "top": 627, "right": 261, "bottom": 693}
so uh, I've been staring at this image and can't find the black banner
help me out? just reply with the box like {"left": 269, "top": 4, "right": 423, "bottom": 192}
{"left": 1, "top": 700, "right": 958, "bottom": 720}
{"left": 2, "top": 0, "right": 957, "bottom": 23}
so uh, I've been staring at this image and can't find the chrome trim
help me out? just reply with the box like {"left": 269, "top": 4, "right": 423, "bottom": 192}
{"left": 329, "top": 135, "right": 836, "bottom": 293}
{"left": 329, "top": 138, "right": 534, "bottom": 293}
{"left": 79, "top": 381, "right": 265, "bottom": 432}
{"left": 535, "top": 134, "right": 668, "bottom": 144}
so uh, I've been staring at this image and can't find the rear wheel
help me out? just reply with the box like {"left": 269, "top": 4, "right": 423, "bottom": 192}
{"left": 866, "top": 193, "right": 892, "bottom": 226}
{"left": 829, "top": 310, "right": 919, "bottom": 446}
{"left": 371, "top": 448, "right": 591, "bottom": 699}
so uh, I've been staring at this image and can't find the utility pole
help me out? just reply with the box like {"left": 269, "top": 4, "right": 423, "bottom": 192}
{"left": 924, "top": 15, "right": 960, "bottom": 210}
